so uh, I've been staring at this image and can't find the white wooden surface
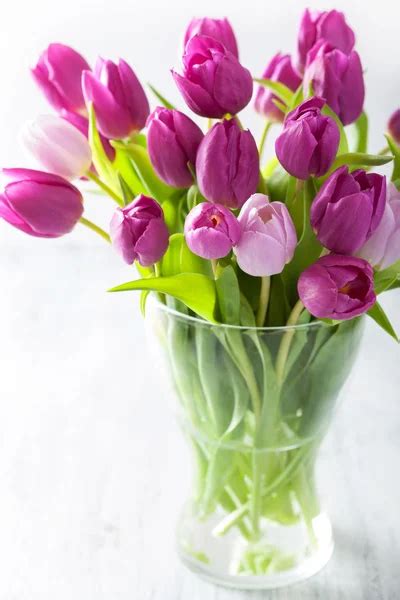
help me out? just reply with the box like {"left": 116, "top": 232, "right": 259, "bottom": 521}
{"left": 0, "top": 235, "right": 399, "bottom": 600}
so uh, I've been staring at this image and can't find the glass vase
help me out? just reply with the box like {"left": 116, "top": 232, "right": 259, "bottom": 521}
{"left": 146, "top": 299, "right": 365, "bottom": 590}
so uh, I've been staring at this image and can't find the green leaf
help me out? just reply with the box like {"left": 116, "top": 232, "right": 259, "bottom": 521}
{"left": 322, "top": 104, "right": 349, "bottom": 155}
{"left": 161, "top": 233, "right": 211, "bottom": 277}
{"left": 215, "top": 265, "right": 241, "bottom": 325}
{"left": 298, "top": 318, "right": 365, "bottom": 435}
{"left": 263, "top": 157, "right": 279, "bottom": 178}
{"left": 87, "top": 103, "right": 119, "bottom": 192}
{"left": 147, "top": 83, "right": 176, "bottom": 109}
{"left": 353, "top": 112, "right": 368, "bottom": 153}
{"left": 385, "top": 134, "right": 400, "bottom": 181}
{"left": 287, "top": 83, "right": 304, "bottom": 112}
{"left": 109, "top": 273, "right": 217, "bottom": 322}
{"left": 367, "top": 302, "right": 399, "bottom": 341}
{"left": 117, "top": 174, "right": 135, "bottom": 206}
{"left": 112, "top": 141, "right": 176, "bottom": 202}
{"left": 283, "top": 178, "right": 322, "bottom": 305}
{"left": 186, "top": 184, "right": 206, "bottom": 211}
{"left": 329, "top": 152, "right": 393, "bottom": 173}
{"left": 265, "top": 165, "right": 290, "bottom": 201}
{"left": 374, "top": 260, "right": 400, "bottom": 294}
{"left": 253, "top": 78, "right": 293, "bottom": 104}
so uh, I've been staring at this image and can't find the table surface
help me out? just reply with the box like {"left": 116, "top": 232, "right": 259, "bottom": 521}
{"left": 0, "top": 239, "right": 399, "bottom": 600}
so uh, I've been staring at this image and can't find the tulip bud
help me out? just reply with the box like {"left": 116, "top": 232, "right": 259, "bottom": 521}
{"left": 298, "top": 254, "right": 376, "bottom": 320}
{"left": 183, "top": 17, "right": 239, "bottom": 57}
{"left": 311, "top": 166, "right": 386, "bottom": 255}
{"left": 82, "top": 58, "right": 150, "bottom": 139}
{"left": 233, "top": 194, "right": 297, "bottom": 276}
{"left": 20, "top": 115, "right": 92, "bottom": 180}
{"left": 388, "top": 109, "right": 400, "bottom": 145}
{"left": 61, "top": 110, "right": 115, "bottom": 164}
{"left": 255, "top": 54, "right": 302, "bottom": 123}
{"left": 172, "top": 35, "right": 253, "bottom": 119}
{"left": 0, "top": 168, "right": 83, "bottom": 237}
{"left": 184, "top": 202, "right": 241, "bottom": 259}
{"left": 31, "top": 43, "right": 90, "bottom": 114}
{"left": 303, "top": 42, "right": 364, "bottom": 126}
{"left": 196, "top": 119, "right": 259, "bottom": 209}
{"left": 297, "top": 9, "right": 355, "bottom": 73}
{"left": 110, "top": 195, "right": 169, "bottom": 266}
{"left": 147, "top": 108, "right": 204, "bottom": 188}
{"left": 275, "top": 97, "right": 340, "bottom": 179}
{"left": 358, "top": 183, "right": 400, "bottom": 270}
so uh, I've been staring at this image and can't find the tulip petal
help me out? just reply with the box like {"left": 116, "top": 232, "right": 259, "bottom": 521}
{"left": 171, "top": 70, "right": 225, "bottom": 118}
{"left": 235, "top": 230, "right": 287, "bottom": 276}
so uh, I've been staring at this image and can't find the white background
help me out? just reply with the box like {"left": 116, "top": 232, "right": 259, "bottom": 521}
{"left": 0, "top": 1, "right": 399, "bottom": 598}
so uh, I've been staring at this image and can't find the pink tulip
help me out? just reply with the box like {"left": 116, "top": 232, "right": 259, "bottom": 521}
{"left": 21, "top": 115, "right": 92, "bottom": 180}
{"left": 234, "top": 194, "right": 297, "bottom": 276}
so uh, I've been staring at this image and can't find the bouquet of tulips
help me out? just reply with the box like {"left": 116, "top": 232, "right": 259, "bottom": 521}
{"left": 2, "top": 8, "right": 400, "bottom": 581}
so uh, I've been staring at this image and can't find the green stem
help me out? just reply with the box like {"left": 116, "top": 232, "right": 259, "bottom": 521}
{"left": 79, "top": 217, "right": 111, "bottom": 243}
{"left": 256, "top": 276, "right": 271, "bottom": 327}
{"left": 210, "top": 259, "right": 218, "bottom": 279}
{"left": 275, "top": 299, "right": 305, "bottom": 385}
{"left": 86, "top": 171, "right": 124, "bottom": 206}
{"left": 207, "top": 118, "right": 213, "bottom": 130}
{"left": 258, "top": 120, "right": 272, "bottom": 161}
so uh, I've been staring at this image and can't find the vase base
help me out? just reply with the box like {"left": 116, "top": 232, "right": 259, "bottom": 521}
{"left": 177, "top": 506, "right": 334, "bottom": 590}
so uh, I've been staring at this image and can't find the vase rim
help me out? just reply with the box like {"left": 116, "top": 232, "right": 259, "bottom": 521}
{"left": 149, "top": 298, "right": 340, "bottom": 332}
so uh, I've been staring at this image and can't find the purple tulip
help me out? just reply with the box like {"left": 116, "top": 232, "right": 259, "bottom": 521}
{"left": 275, "top": 97, "right": 340, "bottom": 179}
{"left": 147, "top": 107, "right": 204, "bottom": 188}
{"left": 110, "top": 195, "right": 169, "bottom": 266}
{"left": 388, "top": 109, "right": 400, "bottom": 145}
{"left": 184, "top": 202, "right": 241, "bottom": 259}
{"left": 82, "top": 58, "right": 150, "bottom": 139}
{"left": 31, "top": 43, "right": 90, "bottom": 114}
{"left": 233, "top": 194, "right": 297, "bottom": 276}
{"left": 298, "top": 254, "right": 376, "bottom": 320}
{"left": 172, "top": 35, "right": 253, "bottom": 119}
{"left": 255, "top": 54, "right": 302, "bottom": 122}
{"left": 20, "top": 115, "right": 92, "bottom": 180}
{"left": 196, "top": 119, "right": 259, "bottom": 209}
{"left": 61, "top": 110, "right": 115, "bottom": 164}
{"left": 297, "top": 9, "right": 355, "bottom": 73}
{"left": 311, "top": 166, "right": 386, "bottom": 255}
{"left": 303, "top": 42, "right": 364, "bottom": 126}
{"left": 0, "top": 168, "right": 83, "bottom": 238}
{"left": 358, "top": 183, "right": 400, "bottom": 270}
{"left": 183, "top": 17, "right": 239, "bottom": 58}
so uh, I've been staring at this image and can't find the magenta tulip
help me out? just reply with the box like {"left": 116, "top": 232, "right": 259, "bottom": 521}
{"left": 183, "top": 17, "right": 239, "bottom": 57}
{"left": 147, "top": 108, "right": 204, "bottom": 188}
{"left": 297, "top": 9, "right": 355, "bottom": 73}
{"left": 184, "top": 202, "right": 241, "bottom": 259}
{"left": 233, "top": 194, "right": 297, "bottom": 276}
{"left": 298, "top": 254, "right": 376, "bottom": 320}
{"left": 255, "top": 54, "right": 302, "bottom": 122}
{"left": 196, "top": 119, "right": 259, "bottom": 209}
{"left": 358, "top": 183, "right": 400, "bottom": 270}
{"left": 0, "top": 169, "right": 83, "bottom": 237}
{"left": 303, "top": 42, "right": 364, "bottom": 126}
{"left": 20, "top": 115, "right": 92, "bottom": 180}
{"left": 31, "top": 43, "right": 90, "bottom": 114}
{"left": 172, "top": 35, "right": 253, "bottom": 119}
{"left": 82, "top": 58, "right": 150, "bottom": 139}
{"left": 275, "top": 97, "right": 340, "bottom": 179}
{"left": 110, "top": 195, "right": 169, "bottom": 266}
{"left": 388, "top": 109, "right": 400, "bottom": 145}
{"left": 311, "top": 166, "right": 386, "bottom": 254}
